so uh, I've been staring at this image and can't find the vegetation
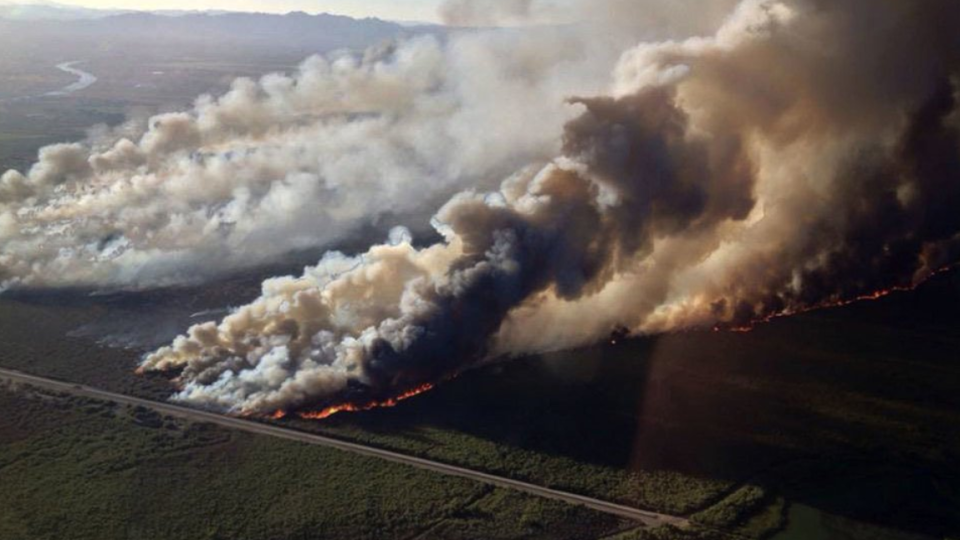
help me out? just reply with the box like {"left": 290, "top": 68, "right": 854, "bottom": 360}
{"left": 0, "top": 385, "right": 633, "bottom": 540}
{"left": 1, "top": 231, "right": 958, "bottom": 540}
{"left": 0, "top": 297, "right": 170, "bottom": 399}
{"left": 692, "top": 486, "right": 787, "bottom": 539}
{"left": 605, "top": 526, "right": 726, "bottom": 540}
{"left": 275, "top": 271, "right": 960, "bottom": 538}
{"left": 284, "top": 420, "right": 734, "bottom": 516}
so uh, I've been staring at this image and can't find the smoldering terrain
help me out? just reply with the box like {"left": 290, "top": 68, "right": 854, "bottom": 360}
{"left": 2, "top": 0, "right": 960, "bottom": 421}
{"left": 1, "top": 4, "right": 959, "bottom": 539}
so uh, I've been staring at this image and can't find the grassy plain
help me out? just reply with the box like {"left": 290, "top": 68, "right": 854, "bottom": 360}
{"left": 0, "top": 384, "right": 634, "bottom": 540}
{"left": 0, "top": 31, "right": 957, "bottom": 537}
{"left": 259, "top": 271, "right": 960, "bottom": 539}
{"left": 3, "top": 273, "right": 957, "bottom": 539}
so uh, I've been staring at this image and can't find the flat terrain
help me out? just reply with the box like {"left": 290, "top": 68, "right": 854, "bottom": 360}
{"left": 0, "top": 12, "right": 430, "bottom": 172}
{"left": 0, "top": 14, "right": 958, "bottom": 539}
{"left": 0, "top": 366, "right": 689, "bottom": 528}
{"left": 0, "top": 383, "right": 637, "bottom": 540}
{"left": 1, "top": 271, "right": 957, "bottom": 539}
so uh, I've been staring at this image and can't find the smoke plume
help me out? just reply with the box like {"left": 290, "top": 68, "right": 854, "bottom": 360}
{"left": 0, "top": 27, "right": 631, "bottom": 289}
{"left": 6, "top": 0, "right": 960, "bottom": 415}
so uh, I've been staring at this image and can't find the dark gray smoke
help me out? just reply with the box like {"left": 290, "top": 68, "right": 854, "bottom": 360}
{"left": 140, "top": 0, "right": 960, "bottom": 414}
{"left": 14, "top": 0, "right": 960, "bottom": 414}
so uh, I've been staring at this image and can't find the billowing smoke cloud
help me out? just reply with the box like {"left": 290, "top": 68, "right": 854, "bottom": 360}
{"left": 439, "top": 0, "right": 741, "bottom": 39}
{"left": 501, "top": 0, "right": 960, "bottom": 347}
{"left": 141, "top": 81, "right": 754, "bottom": 412}
{"left": 10, "top": 0, "right": 960, "bottom": 415}
{"left": 0, "top": 27, "right": 633, "bottom": 289}
{"left": 135, "top": 0, "right": 960, "bottom": 414}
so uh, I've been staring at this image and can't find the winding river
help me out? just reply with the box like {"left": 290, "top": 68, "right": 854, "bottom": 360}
{"left": 44, "top": 61, "right": 98, "bottom": 96}
{"left": 0, "top": 61, "right": 98, "bottom": 104}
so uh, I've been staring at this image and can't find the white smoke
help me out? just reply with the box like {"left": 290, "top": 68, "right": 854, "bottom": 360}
{"left": 139, "top": 0, "right": 960, "bottom": 414}
{"left": 1, "top": 25, "right": 642, "bottom": 290}
{"left": 8, "top": 0, "right": 960, "bottom": 415}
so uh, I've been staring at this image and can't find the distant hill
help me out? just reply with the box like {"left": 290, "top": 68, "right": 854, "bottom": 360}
{"left": 0, "top": 1, "right": 246, "bottom": 20}
{"left": 0, "top": 0, "right": 124, "bottom": 20}
{"left": 92, "top": 11, "right": 405, "bottom": 48}
{"left": 0, "top": 10, "right": 438, "bottom": 65}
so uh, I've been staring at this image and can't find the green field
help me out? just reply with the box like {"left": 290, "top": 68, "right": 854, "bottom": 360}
{"left": 2, "top": 272, "right": 957, "bottom": 539}
{"left": 0, "top": 384, "right": 641, "bottom": 540}
{"left": 264, "top": 272, "right": 960, "bottom": 539}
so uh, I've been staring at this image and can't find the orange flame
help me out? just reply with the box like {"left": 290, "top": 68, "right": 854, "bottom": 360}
{"left": 271, "top": 382, "right": 438, "bottom": 421}
{"left": 725, "top": 287, "right": 907, "bottom": 333}
{"left": 720, "top": 264, "right": 958, "bottom": 333}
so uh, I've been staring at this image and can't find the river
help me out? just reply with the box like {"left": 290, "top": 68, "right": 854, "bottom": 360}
{"left": 44, "top": 61, "right": 98, "bottom": 97}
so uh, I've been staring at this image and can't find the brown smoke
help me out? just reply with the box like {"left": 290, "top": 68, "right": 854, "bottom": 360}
{"left": 9, "top": 1, "right": 960, "bottom": 415}
{"left": 141, "top": 0, "right": 960, "bottom": 415}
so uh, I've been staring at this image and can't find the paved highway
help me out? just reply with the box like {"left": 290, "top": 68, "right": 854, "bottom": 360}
{"left": 0, "top": 367, "right": 690, "bottom": 528}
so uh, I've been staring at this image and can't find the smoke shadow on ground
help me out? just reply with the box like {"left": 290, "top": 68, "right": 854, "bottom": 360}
{"left": 309, "top": 271, "right": 960, "bottom": 537}
{"left": 1, "top": 259, "right": 957, "bottom": 537}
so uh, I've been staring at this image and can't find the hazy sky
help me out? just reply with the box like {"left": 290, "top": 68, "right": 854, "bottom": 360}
{"left": 42, "top": 0, "right": 446, "bottom": 21}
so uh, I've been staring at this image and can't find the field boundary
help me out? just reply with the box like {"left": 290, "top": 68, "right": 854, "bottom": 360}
{"left": 0, "top": 367, "right": 690, "bottom": 528}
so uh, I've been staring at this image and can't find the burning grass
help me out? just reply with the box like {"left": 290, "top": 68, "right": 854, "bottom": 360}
{"left": 1, "top": 271, "right": 958, "bottom": 539}
{"left": 272, "top": 382, "right": 439, "bottom": 421}
{"left": 718, "top": 263, "right": 960, "bottom": 333}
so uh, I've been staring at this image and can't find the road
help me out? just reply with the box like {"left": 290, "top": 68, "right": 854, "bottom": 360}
{"left": 0, "top": 367, "right": 690, "bottom": 528}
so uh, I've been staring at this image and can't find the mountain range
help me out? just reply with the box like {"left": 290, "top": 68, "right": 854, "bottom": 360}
{"left": 0, "top": 7, "right": 440, "bottom": 65}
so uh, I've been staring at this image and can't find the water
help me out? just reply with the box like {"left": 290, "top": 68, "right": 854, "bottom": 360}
{"left": 44, "top": 61, "right": 98, "bottom": 96}
{"left": 0, "top": 61, "right": 97, "bottom": 103}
